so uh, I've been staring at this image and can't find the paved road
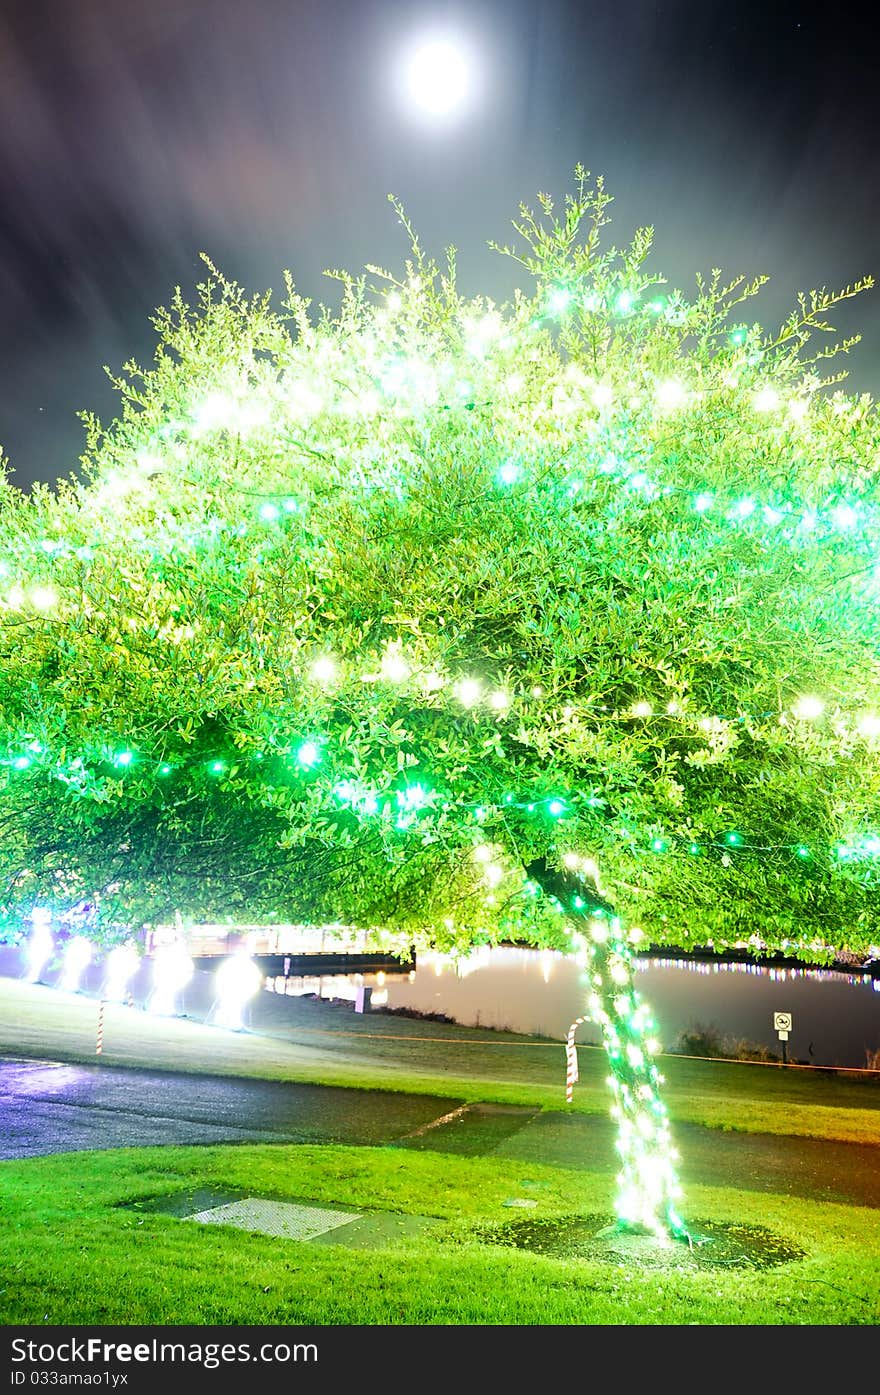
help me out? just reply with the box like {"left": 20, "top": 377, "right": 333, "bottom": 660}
{"left": 2, "top": 1055, "right": 878, "bottom": 1209}
{"left": 0, "top": 1056, "right": 461, "bottom": 1156}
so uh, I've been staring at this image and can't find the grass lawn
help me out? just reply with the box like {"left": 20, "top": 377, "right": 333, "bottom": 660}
{"left": 0, "top": 1143, "right": 877, "bottom": 1325}
{"left": 2, "top": 977, "right": 879, "bottom": 1143}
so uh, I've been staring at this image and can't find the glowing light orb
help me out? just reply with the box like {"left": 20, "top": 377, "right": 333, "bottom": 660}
{"left": 455, "top": 678, "right": 481, "bottom": 708}
{"left": 496, "top": 462, "right": 520, "bottom": 486}
{"left": 104, "top": 942, "right": 140, "bottom": 1002}
{"left": 396, "top": 783, "right": 428, "bottom": 812}
{"left": 149, "top": 940, "right": 194, "bottom": 1016}
{"left": 60, "top": 936, "right": 93, "bottom": 993}
{"left": 831, "top": 502, "right": 858, "bottom": 530}
{"left": 30, "top": 586, "right": 58, "bottom": 611}
{"left": 548, "top": 287, "right": 571, "bottom": 314}
{"left": 730, "top": 496, "right": 756, "bottom": 520}
{"left": 793, "top": 695, "right": 824, "bottom": 720}
{"left": 380, "top": 647, "right": 410, "bottom": 682}
{"left": 214, "top": 949, "right": 263, "bottom": 1031}
{"left": 24, "top": 911, "right": 54, "bottom": 983}
{"left": 857, "top": 712, "right": 880, "bottom": 739}
{"left": 655, "top": 379, "right": 686, "bottom": 411}
{"left": 400, "top": 36, "right": 473, "bottom": 120}
{"left": 752, "top": 386, "right": 780, "bottom": 412}
{"left": 310, "top": 655, "right": 337, "bottom": 684}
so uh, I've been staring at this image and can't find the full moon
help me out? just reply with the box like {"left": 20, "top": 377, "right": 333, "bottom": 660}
{"left": 400, "top": 36, "right": 474, "bottom": 120}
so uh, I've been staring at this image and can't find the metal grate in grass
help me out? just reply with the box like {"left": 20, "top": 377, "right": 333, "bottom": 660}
{"left": 185, "top": 1198, "right": 361, "bottom": 1241}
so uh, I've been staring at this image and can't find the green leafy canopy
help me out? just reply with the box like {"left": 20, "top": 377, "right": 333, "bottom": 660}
{"left": 1, "top": 168, "right": 879, "bottom": 958}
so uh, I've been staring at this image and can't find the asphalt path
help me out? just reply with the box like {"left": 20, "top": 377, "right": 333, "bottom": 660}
{"left": 2, "top": 1056, "right": 878, "bottom": 1209}
{"left": 0, "top": 1056, "right": 460, "bottom": 1156}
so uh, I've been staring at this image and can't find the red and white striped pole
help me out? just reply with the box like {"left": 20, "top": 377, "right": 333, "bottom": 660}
{"left": 565, "top": 1015, "right": 589, "bottom": 1103}
{"left": 95, "top": 999, "right": 105, "bottom": 1056}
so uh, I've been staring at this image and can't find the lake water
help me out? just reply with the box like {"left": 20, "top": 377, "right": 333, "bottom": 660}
{"left": 277, "top": 946, "right": 880, "bottom": 1069}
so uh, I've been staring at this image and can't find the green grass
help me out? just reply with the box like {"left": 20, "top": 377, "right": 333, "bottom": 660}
{"left": 0, "top": 1144, "right": 877, "bottom": 1325}
{"left": 2, "top": 977, "right": 878, "bottom": 1142}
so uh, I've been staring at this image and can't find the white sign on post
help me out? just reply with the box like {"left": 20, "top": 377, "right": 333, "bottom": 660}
{"left": 775, "top": 1009, "right": 797, "bottom": 1043}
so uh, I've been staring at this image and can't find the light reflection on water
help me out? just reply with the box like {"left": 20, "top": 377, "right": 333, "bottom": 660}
{"left": 271, "top": 947, "right": 880, "bottom": 1068}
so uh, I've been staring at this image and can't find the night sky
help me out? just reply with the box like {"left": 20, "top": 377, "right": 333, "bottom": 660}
{"left": 1, "top": 0, "right": 878, "bottom": 490}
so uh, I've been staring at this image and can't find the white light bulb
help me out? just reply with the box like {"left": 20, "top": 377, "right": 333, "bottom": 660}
{"left": 793, "top": 695, "right": 824, "bottom": 720}
{"left": 655, "top": 379, "right": 686, "bottom": 411}
{"left": 753, "top": 386, "right": 780, "bottom": 412}
{"left": 194, "top": 392, "right": 233, "bottom": 433}
{"left": 456, "top": 678, "right": 481, "bottom": 708}
{"left": 30, "top": 586, "right": 58, "bottom": 611}
{"left": 831, "top": 503, "right": 858, "bottom": 531}
{"left": 381, "top": 648, "right": 410, "bottom": 682}
{"left": 581, "top": 857, "right": 600, "bottom": 883}
{"left": 310, "top": 656, "right": 337, "bottom": 684}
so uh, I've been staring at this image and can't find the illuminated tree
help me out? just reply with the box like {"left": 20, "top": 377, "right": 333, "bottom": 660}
{"left": 2, "top": 170, "right": 880, "bottom": 1240}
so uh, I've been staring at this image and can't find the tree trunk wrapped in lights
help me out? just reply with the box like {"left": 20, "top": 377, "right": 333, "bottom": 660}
{"left": 1, "top": 170, "right": 880, "bottom": 1243}
{"left": 529, "top": 857, "right": 686, "bottom": 1240}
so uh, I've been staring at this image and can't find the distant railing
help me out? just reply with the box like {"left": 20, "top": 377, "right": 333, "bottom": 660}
{"left": 146, "top": 922, "right": 413, "bottom": 959}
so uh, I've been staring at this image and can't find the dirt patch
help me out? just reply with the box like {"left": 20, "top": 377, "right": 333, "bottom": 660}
{"left": 466, "top": 1212, "right": 806, "bottom": 1271}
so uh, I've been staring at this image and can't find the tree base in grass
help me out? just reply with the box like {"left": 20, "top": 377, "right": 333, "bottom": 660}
{"left": 468, "top": 1213, "right": 805, "bottom": 1271}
